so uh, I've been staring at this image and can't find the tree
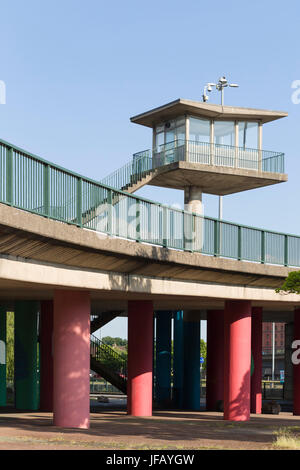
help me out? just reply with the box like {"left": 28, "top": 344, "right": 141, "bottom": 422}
{"left": 275, "top": 271, "right": 300, "bottom": 295}
{"left": 102, "top": 336, "right": 127, "bottom": 348}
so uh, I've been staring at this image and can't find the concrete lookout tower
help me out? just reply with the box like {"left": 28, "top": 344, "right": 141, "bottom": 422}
{"left": 130, "top": 99, "right": 288, "bottom": 216}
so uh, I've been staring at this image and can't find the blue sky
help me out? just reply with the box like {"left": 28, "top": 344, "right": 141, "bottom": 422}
{"left": 0, "top": 0, "right": 299, "bottom": 338}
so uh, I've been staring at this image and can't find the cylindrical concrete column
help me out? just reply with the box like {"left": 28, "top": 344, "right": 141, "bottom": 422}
{"left": 184, "top": 186, "right": 203, "bottom": 252}
{"left": 155, "top": 311, "right": 172, "bottom": 407}
{"left": 53, "top": 290, "right": 90, "bottom": 429}
{"left": 40, "top": 300, "right": 54, "bottom": 412}
{"left": 184, "top": 186, "right": 203, "bottom": 214}
{"left": 14, "top": 301, "right": 39, "bottom": 410}
{"left": 206, "top": 310, "right": 224, "bottom": 411}
{"left": 127, "top": 300, "right": 153, "bottom": 417}
{"left": 293, "top": 308, "right": 300, "bottom": 415}
{"left": 224, "top": 300, "right": 252, "bottom": 421}
{"left": 173, "top": 310, "right": 184, "bottom": 409}
{"left": 0, "top": 306, "right": 6, "bottom": 406}
{"left": 251, "top": 307, "right": 262, "bottom": 414}
{"left": 183, "top": 311, "right": 200, "bottom": 411}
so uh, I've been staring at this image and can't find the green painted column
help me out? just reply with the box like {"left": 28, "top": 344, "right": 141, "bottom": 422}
{"left": 14, "top": 301, "right": 39, "bottom": 410}
{"left": 0, "top": 307, "right": 6, "bottom": 406}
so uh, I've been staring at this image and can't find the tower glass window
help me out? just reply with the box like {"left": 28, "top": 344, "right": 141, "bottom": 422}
{"left": 238, "top": 122, "right": 259, "bottom": 149}
{"left": 189, "top": 117, "right": 210, "bottom": 143}
{"left": 214, "top": 121, "right": 235, "bottom": 146}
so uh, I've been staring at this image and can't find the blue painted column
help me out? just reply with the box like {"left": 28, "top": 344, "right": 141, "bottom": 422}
{"left": 14, "top": 301, "right": 39, "bottom": 410}
{"left": 183, "top": 311, "right": 200, "bottom": 410}
{"left": 173, "top": 310, "right": 184, "bottom": 408}
{"left": 0, "top": 306, "right": 6, "bottom": 406}
{"left": 155, "top": 311, "right": 172, "bottom": 407}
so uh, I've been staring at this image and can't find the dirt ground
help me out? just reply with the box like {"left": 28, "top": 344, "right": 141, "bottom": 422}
{"left": 0, "top": 409, "right": 300, "bottom": 450}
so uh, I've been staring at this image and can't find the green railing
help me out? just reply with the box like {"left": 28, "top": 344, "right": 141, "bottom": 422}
{"left": 153, "top": 139, "right": 285, "bottom": 173}
{"left": 101, "top": 150, "right": 152, "bottom": 190}
{"left": 0, "top": 137, "right": 298, "bottom": 267}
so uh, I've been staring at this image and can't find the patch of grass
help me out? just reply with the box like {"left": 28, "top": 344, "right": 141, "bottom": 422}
{"left": 273, "top": 427, "right": 300, "bottom": 450}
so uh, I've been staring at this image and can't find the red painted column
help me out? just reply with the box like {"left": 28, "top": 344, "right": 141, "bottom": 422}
{"left": 127, "top": 300, "right": 153, "bottom": 416}
{"left": 251, "top": 307, "right": 262, "bottom": 414}
{"left": 53, "top": 290, "right": 90, "bottom": 429}
{"left": 206, "top": 310, "right": 224, "bottom": 411}
{"left": 40, "top": 300, "right": 54, "bottom": 412}
{"left": 293, "top": 308, "right": 300, "bottom": 415}
{"left": 224, "top": 300, "right": 252, "bottom": 421}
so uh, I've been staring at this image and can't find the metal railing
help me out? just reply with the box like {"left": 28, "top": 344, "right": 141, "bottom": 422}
{"left": 153, "top": 139, "right": 285, "bottom": 173}
{"left": 0, "top": 137, "right": 298, "bottom": 268}
{"left": 101, "top": 150, "right": 152, "bottom": 190}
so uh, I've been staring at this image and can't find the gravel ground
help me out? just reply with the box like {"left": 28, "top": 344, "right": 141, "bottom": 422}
{"left": 0, "top": 408, "right": 300, "bottom": 450}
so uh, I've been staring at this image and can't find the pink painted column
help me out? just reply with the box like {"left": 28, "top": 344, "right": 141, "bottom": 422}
{"left": 251, "top": 307, "right": 262, "bottom": 414}
{"left": 224, "top": 300, "right": 252, "bottom": 421}
{"left": 53, "top": 290, "right": 90, "bottom": 429}
{"left": 206, "top": 310, "right": 224, "bottom": 411}
{"left": 293, "top": 308, "right": 300, "bottom": 415}
{"left": 127, "top": 300, "right": 153, "bottom": 416}
{"left": 40, "top": 300, "right": 54, "bottom": 412}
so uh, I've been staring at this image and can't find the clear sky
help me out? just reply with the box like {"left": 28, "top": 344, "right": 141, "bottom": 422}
{"left": 1, "top": 0, "right": 299, "bottom": 339}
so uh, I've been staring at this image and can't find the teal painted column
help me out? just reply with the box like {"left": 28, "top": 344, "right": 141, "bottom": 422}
{"left": 0, "top": 307, "right": 6, "bottom": 406}
{"left": 173, "top": 310, "right": 184, "bottom": 409}
{"left": 155, "top": 311, "right": 172, "bottom": 407}
{"left": 183, "top": 311, "right": 200, "bottom": 410}
{"left": 14, "top": 301, "right": 39, "bottom": 410}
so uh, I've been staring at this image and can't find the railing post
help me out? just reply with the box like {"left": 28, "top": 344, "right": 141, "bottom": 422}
{"left": 162, "top": 206, "right": 167, "bottom": 248}
{"left": 136, "top": 199, "right": 140, "bottom": 242}
{"left": 214, "top": 219, "right": 220, "bottom": 257}
{"left": 284, "top": 235, "right": 288, "bottom": 267}
{"left": 238, "top": 225, "right": 242, "bottom": 260}
{"left": 76, "top": 177, "right": 82, "bottom": 227}
{"left": 107, "top": 189, "right": 113, "bottom": 236}
{"left": 6, "top": 147, "right": 13, "bottom": 205}
{"left": 261, "top": 230, "right": 265, "bottom": 264}
{"left": 43, "top": 164, "right": 50, "bottom": 216}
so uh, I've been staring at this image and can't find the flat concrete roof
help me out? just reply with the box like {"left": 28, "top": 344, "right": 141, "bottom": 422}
{"left": 130, "top": 99, "right": 288, "bottom": 128}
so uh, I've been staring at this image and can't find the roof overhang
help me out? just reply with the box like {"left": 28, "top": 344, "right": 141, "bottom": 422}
{"left": 130, "top": 98, "right": 288, "bottom": 128}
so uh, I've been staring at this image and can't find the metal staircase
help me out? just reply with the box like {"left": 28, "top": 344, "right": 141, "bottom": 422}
{"left": 101, "top": 150, "right": 154, "bottom": 193}
{"left": 90, "top": 334, "right": 127, "bottom": 394}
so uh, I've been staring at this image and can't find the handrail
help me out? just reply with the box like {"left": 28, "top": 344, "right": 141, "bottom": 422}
{"left": 0, "top": 137, "right": 298, "bottom": 268}
{"left": 90, "top": 334, "right": 127, "bottom": 378}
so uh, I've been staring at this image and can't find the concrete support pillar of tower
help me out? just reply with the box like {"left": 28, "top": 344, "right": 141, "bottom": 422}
{"left": 184, "top": 186, "right": 203, "bottom": 214}
{"left": 155, "top": 311, "right": 172, "bottom": 407}
{"left": 127, "top": 300, "right": 153, "bottom": 417}
{"left": 293, "top": 308, "right": 300, "bottom": 415}
{"left": 0, "top": 306, "right": 6, "bottom": 407}
{"left": 14, "top": 301, "right": 39, "bottom": 410}
{"left": 53, "top": 290, "right": 90, "bottom": 429}
{"left": 40, "top": 300, "right": 54, "bottom": 412}
{"left": 224, "top": 300, "right": 252, "bottom": 421}
{"left": 183, "top": 311, "right": 200, "bottom": 411}
{"left": 173, "top": 310, "right": 184, "bottom": 409}
{"left": 184, "top": 186, "right": 203, "bottom": 252}
{"left": 251, "top": 307, "right": 263, "bottom": 414}
{"left": 206, "top": 310, "right": 224, "bottom": 411}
